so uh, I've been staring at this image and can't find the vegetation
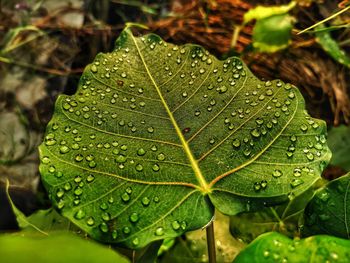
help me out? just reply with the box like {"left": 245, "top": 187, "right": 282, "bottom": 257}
{"left": 1, "top": 1, "right": 350, "bottom": 262}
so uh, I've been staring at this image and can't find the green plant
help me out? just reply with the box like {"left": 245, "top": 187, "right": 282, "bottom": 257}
{"left": 32, "top": 26, "right": 335, "bottom": 262}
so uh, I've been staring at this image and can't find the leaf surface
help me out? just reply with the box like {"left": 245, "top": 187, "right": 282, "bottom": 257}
{"left": 39, "top": 28, "right": 331, "bottom": 248}
{"left": 302, "top": 172, "right": 350, "bottom": 238}
{"left": 233, "top": 232, "right": 350, "bottom": 263}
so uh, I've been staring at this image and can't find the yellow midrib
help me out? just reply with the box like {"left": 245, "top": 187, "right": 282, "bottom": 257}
{"left": 130, "top": 32, "right": 210, "bottom": 194}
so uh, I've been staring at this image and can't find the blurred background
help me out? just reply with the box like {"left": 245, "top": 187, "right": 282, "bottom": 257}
{"left": 0, "top": 0, "right": 349, "bottom": 254}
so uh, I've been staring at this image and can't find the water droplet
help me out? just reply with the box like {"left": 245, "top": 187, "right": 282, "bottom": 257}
{"left": 291, "top": 178, "right": 304, "bottom": 188}
{"left": 157, "top": 153, "right": 165, "bottom": 161}
{"left": 121, "top": 193, "right": 130, "bottom": 202}
{"left": 116, "top": 155, "right": 127, "bottom": 163}
{"left": 135, "top": 164, "right": 143, "bottom": 172}
{"left": 87, "top": 174, "right": 95, "bottom": 182}
{"left": 232, "top": 139, "right": 240, "bottom": 148}
{"left": 74, "top": 187, "right": 83, "bottom": 196}
{"left": 300, "top": 124, "right": 308, "bottom": 132}
{"left": 132, "top": 238, "right": 139, "bottom": 246}
{"left": 293, "top": 168, "right": 301, "bottom": 177}
{"left": 75, "top": 154, "right": 84, "bottom": 162}
{"left": 87, "top": 217, "right": 95, "bottom": 226}
{"left": 147, "top": 127, "right": 154, "bottom": 133}
{"left": 129, "top": 212, "right": 139, "bottom": 223}
{"left": 74, "top": 209, "right": 86, "bottom": 220}
{"left": 102, "top": 212, "right": 111, "bottom": 221}
{"left": 172, "top": 220, "right": 181, "bottom": 230}
{"left": 41, "top": 156, "right": 50, "bottom": 164}
{"left": 319, "top": 191, "right": 330, "bottom": 202}
{"left": 100, "top": 202, "right": 108, "bottom": 210}
{"left": 123, "top": 226, "right": 131, "bottom": 234}
{"left": 142, "top": 197, "right": 150, "bottom": 206}
{"left": 272, "top": 170, "right": 283, "bottom": 178}
{"left": 250, "top": 129, "right": 260, "bottom": 138}
{"left": 155, "top": 227, "right": 164, "bottom": 236}
{"left": 64, "top": 182, "right": 71, "bottom": 191}
{"left": 182, "top": 92, "right": 188, "bottom": 98}
{"left": 91, "top": 64, "right": 98, "bottom": 73}
{"left": 306, "top": 152, "right": 314, "bottom": 160}
{"left": 137, "top": 148, "right": 146, "bottom": 156}
{"left": 48, "top": 166, "right": 56, "bottom": 173}
{"left": 152, "top": 164, "right": 160, "bottom": 172}
{"left": 100, "top": 222, "right": 108, "bottom": 233}
{"left": 112, "top": 230, "right": 118, "bottom": 239}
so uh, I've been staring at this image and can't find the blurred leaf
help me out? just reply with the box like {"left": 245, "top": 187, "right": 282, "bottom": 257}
{"left": 252, "top": 14, "right": 295, "bottom": 53}
{"left": 302, "top": 173, "right": 350, "bottom": 239}
{"left": 0, "top": 232, "right": 130, "bottom": 263}
{"left": 327, "top": 125, "right": 350, "bottom": 171}
{"left": 316, "top": 25, "right": 350, "bottom": 68}
{"left": 233, "top": 232, "right": 350, "bottom": 263}
{"left": 243, "top": 1, "right": 296, "bottom": 23}
{"left": 230, "top": 185, "right": 315, "bottom": 243}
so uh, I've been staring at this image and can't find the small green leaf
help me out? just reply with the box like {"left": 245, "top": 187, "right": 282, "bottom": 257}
{"left": 252, "top": 14, "right": 295, "bottom": 53}
{"left": 328, "top": 125, "right": 350, "bottom": 171}
{"left": 0, "top": 232, "right": 129, "bottom": 263}
{"left": 316, "top": 25, "right": 350, "bottom": 68}
{"left": 243, "top": 2, "right": 296, "bottom": 53}
{"left": 302, "top": 173, "right": 350, "bottom": 238}
{"left": 233, "top": 232, "right": 350, "bottom": 263}
{"left": 39, "top": 29, "right": 331, "bottom": 248}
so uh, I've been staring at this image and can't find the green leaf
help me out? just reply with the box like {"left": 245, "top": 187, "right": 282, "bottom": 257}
{"left": 252, "top": 14, "right": 295, "bottom": 53}
{"left": 39, "top": 28, "right": 331, "bottom": 248}
{"left": 233, "top": 232, "right": 350, "bottom": 263}
{"left": 327, "top": 125, "right": 350, "bottom": 171}
{"left": 302, "top": 173, "right": 350, "bottom": 238}
{"left": 243, "top": 2, "right": 296, "bottom": 53}
{"left": 316, "top": 25, "right": 350, "bottom": 68}
{"left": 0, "top": 232, "right": 129, "bottom": 263}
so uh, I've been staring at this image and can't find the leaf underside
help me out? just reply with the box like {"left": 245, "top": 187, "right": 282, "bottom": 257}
{"left": 39, "top": 29, "right": 331, "bottom": 248}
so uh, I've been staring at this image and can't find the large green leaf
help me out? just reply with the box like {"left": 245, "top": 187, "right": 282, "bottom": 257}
{"left": 39, "top": 28, "right": 331, "bottom": 248}
{"left": 302, "top": 173, "right": 350, "bottom": 238}
{"left": 233, "top": 232, "right": 350, "bottom": 263}
{"left": 0, "top": 232, "right": 129, "bottom": 263}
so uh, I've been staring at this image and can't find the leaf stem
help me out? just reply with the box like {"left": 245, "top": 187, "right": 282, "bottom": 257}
{"left": 206, "top": 221, "right": 216, "bottom": 263}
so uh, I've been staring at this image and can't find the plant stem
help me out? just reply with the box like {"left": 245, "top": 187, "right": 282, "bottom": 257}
{"left": 206, "top": 221, "right": 216, "bottom": 263}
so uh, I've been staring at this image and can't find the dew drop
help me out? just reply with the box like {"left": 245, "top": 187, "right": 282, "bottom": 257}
{"left": 172, "top": 220, "right": 181, "bottom": 230}
{"left": 135, "top": 164, "right": 143, "bottom": 172}
{"left": 87, "top": 174, "right": 95, "bottom": 182}
{"left": 291, "top": 178, "right": 304, "bottom": 188}
{"left": 152, "top": 164, "right": 160, "bottom": 172}
{"left": 87, "top": 217, "right": 95, "bottom": 226}
{"left": 272, "top": 170, "right": 283, "bottom": 178}
{"left": 157, "top": 153, "right": 166, "bottom": 161}
{"left": 115, "top": 155, "right": 127, "bottom": 163}
{"left": 132, "top": 238, "right": 139, "bottom": 246}
{"left": 250, "top": 129, "right": 260, "bottom": 138}
{"left": 100, "top": 222, "right": 108, "bottom": 233}
{"left": 137, "top": 148, "right": 146, "bottom": 156}
{"left": 129, "top": 212, "right": 139, "bottom": 223}
{"left": 74, "top": 209, "right": 86, "bottom": 220}
{"left": 155, "top": 227, "right": 164, "bottom": 236}
{"left": 142, "top": 197, "right": 150, "bottom": 206}
{"left": 123, "top": 226, "right": 131, "bottom": 234}
{"left": 121, "top": 192, "right": 130, "bottom": 202}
